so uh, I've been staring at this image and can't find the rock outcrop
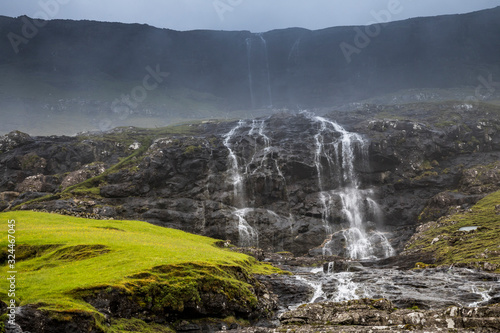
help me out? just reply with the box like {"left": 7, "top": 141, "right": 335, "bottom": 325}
{"left": 274, "top": 299, "right": 500, "bottom": 333}
{"left": 1, "top": 103, "right": 500, "bottom": 257}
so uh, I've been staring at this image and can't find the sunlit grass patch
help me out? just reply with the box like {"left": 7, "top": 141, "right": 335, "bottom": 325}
{"left": 0, "top": 211, "right": 282, "bottom": 316}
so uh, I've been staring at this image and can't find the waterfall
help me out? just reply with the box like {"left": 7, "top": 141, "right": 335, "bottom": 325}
{"left": 258, "top": 34, "right": 273, "bottom": 107}
{"left": 223, "top": 121, "right": 258, "bottom": 247}
{"left": 223, "top": 114, "right": 393, "bottom": 256}
{"left": 222, "top": 118, "right": 297, "bottom": 249}
{"left": 245, "top": 34, "right": 273, "bottom": 109}
{"left": 234, "top": 208, "right": 259, "bottom": 247}
{"left": 307, "top": 112, "right": 394, "bottom": 260}
{"left": 223, "top": 119, "right": 290, "bottom": 248}
{"left": 245, "top": 38, "right": 256, "bottom": 109}
{"left": 223, "top": 120, "right": 246, "bottom": 207}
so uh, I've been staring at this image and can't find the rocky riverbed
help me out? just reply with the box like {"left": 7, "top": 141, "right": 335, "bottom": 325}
{"left": 221, "top": 252, "right": 500, "bottom": 333}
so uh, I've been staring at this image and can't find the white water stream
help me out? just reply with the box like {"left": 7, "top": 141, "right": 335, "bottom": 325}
{"left": 223, "top": 119, "right": 288, "bottom": 247}
{"left": 246, "top": 34, "right": 273, "bottom": 109}
{"left": 289, "top": 264, "right": 500, "bottom": 310}
{"left": 222, "top": 115, "right": 499, "bottom": 312}
{"left": 307, "top": 112, "right": 394, "bottom": 259}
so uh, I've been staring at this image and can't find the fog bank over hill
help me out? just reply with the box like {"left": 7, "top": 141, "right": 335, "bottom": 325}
{"left": 0, "top": 6, "right": 500, "bottom": 135}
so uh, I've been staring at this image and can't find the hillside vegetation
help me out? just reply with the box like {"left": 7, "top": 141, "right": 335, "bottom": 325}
{"left": 0, "top": 211, "right": 281, "bottom": 331}
{"left": 404, "top": 190, "right": 500, "bottom": 272}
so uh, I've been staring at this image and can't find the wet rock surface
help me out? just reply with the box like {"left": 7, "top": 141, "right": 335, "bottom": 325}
{"left": 2, "top": 105, "right": 499, "bottom": 257}
{"left": 260, "top": 253, "right": 500, "bottom": 312}
{"left": 274, "top": 299, "right": 500, "bottom": 333}
{"left": 221, "top": 289, "right": 500, "bottom": 333}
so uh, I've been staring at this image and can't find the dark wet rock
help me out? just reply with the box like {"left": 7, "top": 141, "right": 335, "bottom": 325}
{"left": 361, "top": 252, "right": 436, "bottom": 270}
{"left": 2, "top": 106, "right": 500, "bottom": 258}
{"left": 13, "top": 304, "right": 100, "bottom": 333}
{"left": 256, "top": 274, "right": 314, "bottom": 311}
{"left": 322, "top": 260, "right": 364, "bottom": 273}
{"left": 272, "top": 299, "right": 500, "bottom": 332}
{"left": 0, "top": 131, "right": 34, "bottom": 153}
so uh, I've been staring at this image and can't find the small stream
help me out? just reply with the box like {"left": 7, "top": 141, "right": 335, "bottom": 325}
{"left": 282, "top": 262, "right": 500, "bottom": 311}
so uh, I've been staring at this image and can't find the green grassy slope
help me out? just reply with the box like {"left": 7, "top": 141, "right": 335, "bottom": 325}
{"left": 0, "top": 211, "right": 281, "bottom": 320}
{"left": 405, "top": 190, "right": 500, "bottom": 272}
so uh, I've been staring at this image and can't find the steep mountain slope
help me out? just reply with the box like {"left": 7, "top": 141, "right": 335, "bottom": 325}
{"left": 1, "top": 7, "right": 500, "bottom": 134}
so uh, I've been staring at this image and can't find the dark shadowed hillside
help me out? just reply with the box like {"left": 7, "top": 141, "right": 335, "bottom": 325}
{"left": 1, "top": 7, "right": 500, "bottom": 134}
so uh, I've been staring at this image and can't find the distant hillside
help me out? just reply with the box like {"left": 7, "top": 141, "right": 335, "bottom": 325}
{"left": 0, "top": 7, "right": 500, "bottom": 134}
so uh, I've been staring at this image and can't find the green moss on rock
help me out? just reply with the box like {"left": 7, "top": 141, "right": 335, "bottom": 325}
{"left": 404, "top": 190, "right": 500, "bottom": 272}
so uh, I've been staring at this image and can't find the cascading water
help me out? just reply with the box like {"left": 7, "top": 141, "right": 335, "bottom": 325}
{"left": 223, "top": 121, "right": 258, "bottom": 247}
{"left": 223, "top": 119, "right": 290, "bottom": 248}
{"left": 246, "top": 34, "right": 273, "bottom": 109}
{"left": 245, "top": 38, "right": 256, "bottom": 109}
{"left": 258, "top": 34, "right": 273, "bottom": 108}
{"left": 307, "top": 112, "right": 394, "bottom": 260}
{"left": 234, "top": 208, "right": 259, "bottom": 247}
{"left": 223, "top": 120, "right": 246, "bottom": 207}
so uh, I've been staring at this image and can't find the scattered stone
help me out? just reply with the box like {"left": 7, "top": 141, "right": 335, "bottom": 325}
{"left": 0, "top": 131, "right": 34, "bottom": 153}
{"left": 61, "top": 163, "right": 106, "bottom": 190}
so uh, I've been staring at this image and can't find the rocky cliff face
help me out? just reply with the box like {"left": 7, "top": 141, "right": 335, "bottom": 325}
{"left": 1, "top": 102, "right": 499, "bottom": 259}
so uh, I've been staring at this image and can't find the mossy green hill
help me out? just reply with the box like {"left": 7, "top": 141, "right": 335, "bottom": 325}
{"left": 405, "top": 190, "right": 500, "bottom": 272}
{"left": 0, "top": 211, "right": 282, "bottom": 331}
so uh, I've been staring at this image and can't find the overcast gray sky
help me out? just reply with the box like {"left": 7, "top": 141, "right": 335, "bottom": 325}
{"left": 2, "top": 0, "right": 500, "bottom": 32}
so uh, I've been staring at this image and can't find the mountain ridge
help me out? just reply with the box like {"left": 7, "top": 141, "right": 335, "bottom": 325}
{"left": 1, "top": 7, "right": 500, "bottom": 134}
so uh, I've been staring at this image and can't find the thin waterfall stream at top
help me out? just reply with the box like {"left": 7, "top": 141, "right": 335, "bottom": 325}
{"left": 246, "top": 34, "right": 273, "bottom": 109}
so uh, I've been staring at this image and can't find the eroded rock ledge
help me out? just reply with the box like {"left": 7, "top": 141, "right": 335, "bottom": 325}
{"left": 1, "top": 103, "right": 500, "bottom": 257}
{"left": 230, "top": 299, "right": 500, "bottom": 333}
